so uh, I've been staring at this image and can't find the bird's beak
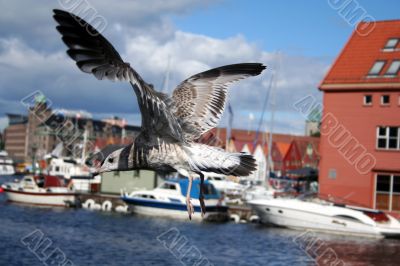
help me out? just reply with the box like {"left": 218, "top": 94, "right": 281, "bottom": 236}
{"left": 86, "top": 154, "right": 103, "bottom": 172}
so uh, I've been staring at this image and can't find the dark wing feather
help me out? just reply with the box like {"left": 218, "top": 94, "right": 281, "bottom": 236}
{"left": 53, "top": 9, "right": 183, "bottom": 141}
{"left": 170, "top": 63, "right": 266, "bottom": 141}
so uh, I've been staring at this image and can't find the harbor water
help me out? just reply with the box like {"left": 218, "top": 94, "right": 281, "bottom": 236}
{"left": 1, "top": 175, "right": 399, "bottom": 266}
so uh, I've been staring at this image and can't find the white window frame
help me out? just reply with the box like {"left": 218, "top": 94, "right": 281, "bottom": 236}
{"left": 383, "top": 38, "right": 399, "bottom": 52}
{"left": 368, "top": 61, "right": 386, "bottom": 76}
{"left": 376, "top": 126, "right": 400, "bottom": 150}
{"left": 389, "top": 127, "right": 400, "bottom": 150}
{"left": 384, "top": 60, "right": 400, "bottom": 77}
{"left": 363, "top": 95, "right": 372, "bottom": 106}
{"left": 375, "top": 173, "right": 400, "bottom": 211}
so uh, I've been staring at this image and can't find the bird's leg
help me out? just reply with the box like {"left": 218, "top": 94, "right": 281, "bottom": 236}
{"left": 199, "top": 172, "right": 206, "bottom": 217}
{"left": 186, "top": 175, "right": 195, "bottom": 220}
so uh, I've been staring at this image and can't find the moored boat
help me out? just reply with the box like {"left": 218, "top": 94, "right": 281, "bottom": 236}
{"left": 1, "top": 175, "right": 77, "bottom": 207}
{"left": 0, "top": 151, "right": 15, "bottom": 176}
{"left": 43, "top": 156, "right": 101, "bottom": 193}
{"left": 205, "top": 173, "right": 245, "bottom": 196}
{"left": 248, "top": 194, "right": 400, "bottom": 238}
{"left": 122, "top": 179, "right": 228, "bottom": 222}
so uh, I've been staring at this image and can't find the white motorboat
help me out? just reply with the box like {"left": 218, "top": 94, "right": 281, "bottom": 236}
{"left": 46, "top": 157, "right": 91, "bottom": 179}
{"left": 205, "top": 173, "right": 245, "bottom": 196}
{"left": 44, "top": 157, "right": 101, "bottom": 193}
{"left": 1, "top": 175, "right": 77, "bottom": 207}
{"left": 44, "top": 142, "right": 93, "bottom": 178}
{"left": 242, "top": 185, "right": 275, "bottom": 202}
{"left": 248, "top": 194, "right": 400, "bottom": 238}
{"left": 122, "top": 179, "right": 228, "bottom": 222}
{"left": 0, "top": 150, "right": 15, "bottom": 176}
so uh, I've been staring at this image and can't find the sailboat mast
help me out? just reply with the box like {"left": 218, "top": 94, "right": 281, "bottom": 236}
{"left": 267, "top": 52, "right": 281, "bottom": 180}
{"left": 81, "top": 127, "right": 88, "bottom": 163}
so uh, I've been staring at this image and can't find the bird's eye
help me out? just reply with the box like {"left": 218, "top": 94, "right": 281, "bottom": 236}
{"left": 108, "top": 157, "right": 114, "bottom": 163}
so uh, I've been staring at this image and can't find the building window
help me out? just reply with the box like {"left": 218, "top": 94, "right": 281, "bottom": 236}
{"left": 328, "top": 169, "right": 336, "bottom": 179}
{"left": 377, "top": 126, "right": 400, "bottom": 150}
{"left": 383, "top": 38, "right": 399, "bottom": 51}
{"left": 385, "top": 60, "right": 400, "bottom": 76}
{"left": 394, "top": 176, "right": 400, "bottom": 211}
{"left": 363, "top": 95, "right": 372, "bottom": 105}
{"left": 368, "top": 61, "right": 386, "bottom": 76}
{"left": 375, "top": 174, "right": 400, "bottom": 211}
{"left": 381, "top": 95, "right": 390, "bottom": 105}
{"left": 376, "top": 174, "right": 390, "bottom": 210}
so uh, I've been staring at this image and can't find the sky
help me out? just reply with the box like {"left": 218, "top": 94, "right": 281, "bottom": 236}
{"left": 0, "top": 0, "right": 399, "bottom": 135}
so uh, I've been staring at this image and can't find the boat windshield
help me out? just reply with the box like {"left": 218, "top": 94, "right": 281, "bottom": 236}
{"left": 201, "top": 184, "right": 218, "bottom": 196}
{"left": 297, "top": 193, "right": 374, "bottom": 209}
{"left": 160, "top": 183, "right": 177, "bottom": 190}
{"left": 296, "top": 192, "right": 318, "bottom": 201}
{"left": 295, "top": 193, "right": 339, "bottom": 206}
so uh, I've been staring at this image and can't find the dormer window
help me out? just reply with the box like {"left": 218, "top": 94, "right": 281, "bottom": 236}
{"left": 385, "top": 60, "right": 400, "bottom": 77}
{"left": 383, "top": 38, "right": 399, "bottom": 51}
{"left": 368, "top": 61, "right": 386, "bottom": 76}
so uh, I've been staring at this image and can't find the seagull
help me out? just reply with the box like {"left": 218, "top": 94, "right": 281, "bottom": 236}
{"left": 53, "top": 9, "right": 266, "bottom": 219}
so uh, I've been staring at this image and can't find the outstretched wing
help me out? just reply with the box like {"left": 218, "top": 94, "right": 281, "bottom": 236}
{"left": 170, "top": 63, "right": 266, "bottom": 141}
{"left": 53, "top": 9, "right": 183, "bottom": 141}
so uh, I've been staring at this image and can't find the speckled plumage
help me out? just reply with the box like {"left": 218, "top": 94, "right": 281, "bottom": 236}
{"left": 54, "top": 9, "right": 265, "bottom": 218}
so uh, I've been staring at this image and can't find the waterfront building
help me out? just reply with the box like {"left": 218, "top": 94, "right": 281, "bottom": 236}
{"left": 318, "top": 20, "right": 400, "bottom": 215}
{"left": 4, "top": 97, "right": 141, "bottom": 162}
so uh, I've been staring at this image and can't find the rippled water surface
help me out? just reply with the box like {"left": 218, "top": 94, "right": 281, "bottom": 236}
{"left": 1, "top": 175, "right": 399, "bottom": 265}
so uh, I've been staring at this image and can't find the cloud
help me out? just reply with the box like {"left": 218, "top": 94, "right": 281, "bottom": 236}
{"left": 0, "top": 0, "right": 329, "bottom": 135}
{"left": 124, "top": 31, "right": 265, "bottom": 86}
{"left": 122, "top": 30, "right": 328, "bottom": 133}
{"left": 0, "top": 0, "right": 217, "bottom": 51}
{"left": 0, "top": 37, "right": 141, "bottom": 115}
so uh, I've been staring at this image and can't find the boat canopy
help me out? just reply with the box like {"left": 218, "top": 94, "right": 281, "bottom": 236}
{"left": 168, "top": 179, "right": 220, "bottom": 200}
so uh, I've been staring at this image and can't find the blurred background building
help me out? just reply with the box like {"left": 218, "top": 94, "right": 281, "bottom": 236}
{"left": 2, "top": 95, "right": 320, "bottom": 182}
{"left": 4, "top": 96, "right": 141, "bottom": 162}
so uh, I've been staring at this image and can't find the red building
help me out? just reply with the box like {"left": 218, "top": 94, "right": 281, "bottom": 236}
{"left": 283, "top": 141, "right": 303, "bottom": 172}
{"left": 281, "top": 139, "right": 319, "bottom": 174}
{"left": 319, "top": 20, "right": 400, "bottom": 215}
{"left": 270, "top": 141, "right": 285, "bottom": 175}
{"left": 200, "top": 128, "right": 319, "bottom": 177}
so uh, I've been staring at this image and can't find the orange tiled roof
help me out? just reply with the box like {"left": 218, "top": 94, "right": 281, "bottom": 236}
{"left": 199, "top": 128, "right": 319, "bottom": 159}
{"left": 276, "top": 142, "right": 290, "bottom": 157}
{"left": 320, "top": 20, "right": 400, "bottom": 90}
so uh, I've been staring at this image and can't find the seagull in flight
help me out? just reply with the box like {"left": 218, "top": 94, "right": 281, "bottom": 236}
{"left": 53, "top": 9, "right": 266, "bottom": 219}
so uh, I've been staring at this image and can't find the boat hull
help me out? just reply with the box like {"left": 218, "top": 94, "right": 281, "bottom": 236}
{"left": 3, "top": 189, "right": 77, "bottom": 207}
{"left": 122, "top": 197, "right": 228, "bottom": 222}
{"left": 249, "top": 200, "right": 400, "bottom": 238}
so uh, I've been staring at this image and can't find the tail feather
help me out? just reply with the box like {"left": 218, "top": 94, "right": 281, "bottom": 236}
{"left": 229, "top": 153, "right": 257, "bottom": 176}
{"left": 186, "top": 144, "right": 257, "bottom": 176}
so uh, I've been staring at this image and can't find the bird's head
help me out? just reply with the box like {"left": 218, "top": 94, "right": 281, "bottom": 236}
{"left": 86, "top": 144, "right": 129, "bottom": 174}
{"left": 98, "top": 149, "right": 123, "bottom": 173}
